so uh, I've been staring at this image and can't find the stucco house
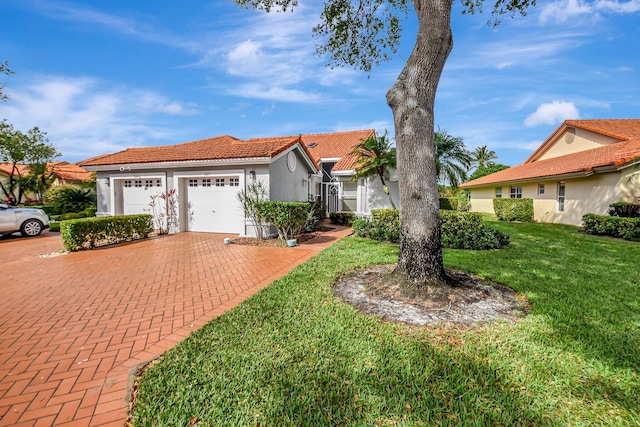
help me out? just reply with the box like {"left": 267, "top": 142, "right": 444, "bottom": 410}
{"left": 303, "top": 129, "right": 399, "bottom": 215}
{"left": 460, "top": 119, "right": 640, "bottom": 225}
{"left": 80, "top": 129, "right": 398, "bottom": 236}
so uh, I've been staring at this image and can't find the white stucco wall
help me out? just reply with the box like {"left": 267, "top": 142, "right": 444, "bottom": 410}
{"left": 269, "top": 148, "right": 313, "bottom": 203}
{"left": 536, "top": 128, "right": 618, "bottom": 161}
{"left": 364, "top": 177, "right": 399, "bottom": 212}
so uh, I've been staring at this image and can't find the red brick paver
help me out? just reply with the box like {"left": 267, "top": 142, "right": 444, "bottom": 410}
{"left": 0, "top": 225, "right": 351, "bottom": 426}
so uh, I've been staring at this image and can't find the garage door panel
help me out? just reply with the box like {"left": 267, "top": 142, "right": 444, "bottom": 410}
{"left": 122, "top": 179, "right": 162, "bottom": 215}
{"left": 187, "top": 177, "right": 243, "bottom": 234}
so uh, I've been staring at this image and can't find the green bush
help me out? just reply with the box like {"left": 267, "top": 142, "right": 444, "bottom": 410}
{"left": 441, "top": 210, "right": 509, "bottom": 250}
{"left": 47, "top": 186, "right": 97, "bottom": 215}
{"left": 493, "top": 198, "right": 534, "bottom": 222}
{"left": 49, "top": 222, "right": 60, "bottom": 232}
{"left": 353, "top": 209, "right": 509, "bottom": 249}
{"left": 254, "top": 202, "right": 309, "bottom": 240}
{"left": 608, "top": 201, "right": 640, "bottom": 218}
{"left": 582, "top": 213, "right": 640, "bottom": 241}
{"left": 329, "top": 212, "right": 355, "bottom": 226}
{"left": 303, "top": 200, "right": 323, "bottom": 233}
{"left": 60, "top": 214, "right": 153, "bottom": 252}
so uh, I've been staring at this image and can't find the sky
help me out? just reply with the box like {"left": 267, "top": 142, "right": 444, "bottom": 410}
{"left": 1, "top": 0, "right": 639, "bottom": 167}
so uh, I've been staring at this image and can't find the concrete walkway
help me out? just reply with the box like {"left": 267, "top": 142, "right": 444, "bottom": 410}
{"left": 0, "top": 225, "right": 351, "bottom": 426}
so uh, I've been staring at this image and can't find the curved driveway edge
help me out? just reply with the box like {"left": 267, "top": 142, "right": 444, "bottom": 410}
{"left": 0, "top": 226, "right": 351, "bottom": 426}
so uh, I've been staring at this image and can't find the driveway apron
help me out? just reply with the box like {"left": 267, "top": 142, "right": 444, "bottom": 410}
{"left": 0, "top": 227, "right": 351, "bottom": 426}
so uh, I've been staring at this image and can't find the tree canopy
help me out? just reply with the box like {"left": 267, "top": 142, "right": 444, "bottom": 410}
{"left": 472, "top": 145, "right": 498, "bottom": 169}
{"left": 468, "top": 162, "right": 510, "bottom": 181}
{"left": 435, "top": 129, "right": 472, "bottom": 188}
{"left": 0, "top": 120, "right": 60, "bottom": 204}
{"left": 0, "top": 61, "right": 12, "bottom": 102}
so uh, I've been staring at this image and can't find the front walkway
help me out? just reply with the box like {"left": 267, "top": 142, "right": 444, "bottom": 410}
{"left": 0, "top": 225, "right": 351, "bottom": 426}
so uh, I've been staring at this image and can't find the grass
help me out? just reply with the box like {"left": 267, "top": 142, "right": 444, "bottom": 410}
{"left": 130, "top": 220, "right": 640, "bottom": 426}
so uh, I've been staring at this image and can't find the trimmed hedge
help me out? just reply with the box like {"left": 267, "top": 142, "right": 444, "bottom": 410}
{"left": 353, "top": 209, "right": 509, "bottom": 250}
{"left": 329, "top": 212, "right": 355, "bottom": 226}
{"left": 439, "top": 197, "right": 471, "bottom": 211}
{"left": 254, "top": 201, "right": 309, "bottom": 240}
{"left": 493, "top": 198, "right": 534, "bottom": 222}
{"left": 582, "top": 213, "right": 640, "bottom": 242}
{"left": 61, "top": 214, "right": 153, "bottom": 252}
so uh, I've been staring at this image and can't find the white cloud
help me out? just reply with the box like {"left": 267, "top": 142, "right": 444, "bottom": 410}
{"left": 524, "top": 101, "right": 580, "bottom": 127}
{"left": 539, "top": 0, "right": 640, "bottom": 23}
{"left": 226, "top": 83, "right": 322, "bottom": 103}
{"left": 0, "top": 75, "right": 197, "bottom": 161}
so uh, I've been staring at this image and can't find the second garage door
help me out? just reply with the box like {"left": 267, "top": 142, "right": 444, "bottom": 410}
{"left": 185, "top": 176, "right": 243, "bottom": 234}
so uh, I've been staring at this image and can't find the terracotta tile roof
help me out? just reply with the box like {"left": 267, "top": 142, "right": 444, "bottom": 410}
{"left": 0, "top": 163, "right": 31, "bottom": 176}
{"left": 300, "top": 129, "right": 375, "bottom": 171}
{"left": 461, "top": 119, "right": 640, "bottom": 188}
{"left": 79, "top": 135, "right": 309, "bottom": 166}
{"left": 49, "top": 162, "right": 93, "bottom": 182}
{"left": 78, "top": 130, "right": 375, "bottom": 172}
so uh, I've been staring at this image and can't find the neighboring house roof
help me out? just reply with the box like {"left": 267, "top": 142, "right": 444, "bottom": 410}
{"left": 461, "top": 119, "right": 640, "bottom": 188}
{"left": 300, "top": 129, "right": 375, "bottom": 172}
{"left": 0, "top": 162, "right": 92, "bottom": 182}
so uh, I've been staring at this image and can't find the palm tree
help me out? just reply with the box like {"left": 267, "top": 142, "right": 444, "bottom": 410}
{"left": 472, "top": 145, "right": 498, "bottom": 169}
{"left": 435, "top": 129, "right": 472, "bottom": 188}
{"left": 350, "top": 133, "right": 397, "bottom": 209}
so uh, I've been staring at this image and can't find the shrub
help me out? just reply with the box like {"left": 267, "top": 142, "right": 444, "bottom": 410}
{"left": 493, "top": 198, "right": 534, "bottom": 222}
{"left": 47, "top": 186, "right": 97, "bottom": 215}
{"left": 608, "top": 201, "right": 640, "bottom": 218}
{"left": 255, "top": 202, "right": 309, "bottom": 240}
{"left": 61, "top": 214, "right": 153, "bottom": 252}
{"left": 329, "top": 212, "right": 355, "bottom": 226}
{"left": 49, "top": 222, "right": 60, "bottom": 232}
{"left": 441, "top": 210, "right": 509, "bottom": 250}
{"left": 353, "top": 209, "right": 509, "bottom": 249}
{"left": 582, "top": 213, "right": 640, "bottom": 241}
{"left": 237, "top": 181, "right": 269, "bottom": 239}
{"left": 303, "top": 200, "right": 323, "bottom": 233}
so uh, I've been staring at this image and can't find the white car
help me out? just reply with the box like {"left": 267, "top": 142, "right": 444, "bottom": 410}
{"left": 0, "top": 203, "right": 50, "bottom": 237}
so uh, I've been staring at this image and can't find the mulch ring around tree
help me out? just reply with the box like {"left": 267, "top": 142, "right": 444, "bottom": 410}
{"left": 333, "top": 265, "right": 529, "bottom": 326}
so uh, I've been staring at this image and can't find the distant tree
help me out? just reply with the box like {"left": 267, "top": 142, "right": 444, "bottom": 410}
{"left": 0, "top": 121, "right": 60, "bottom": 205}
{"left": 0, "top": 60, "right": 13, "bottom": 102}
{"left": 472, "top": 145, "right": 498, "bottom": 168}
{"left": 435, "top": 129, "right": 472, "bottom": 188}
{"left": 468, "top": 163, "right": 510, "bottom": 181}
{"left": 234, "top": 0, "right": 535, "bottom": 291}
{"left": 350, "top": 133, "right": 397, "bottom": 209}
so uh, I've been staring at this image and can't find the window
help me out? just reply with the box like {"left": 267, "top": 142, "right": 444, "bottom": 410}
{"left": 156, "top": 179, "right": 162, "bottom": 187}
{"left": 145, "top": 179, "right": 153, "bottom": 189}
{"left": 495, "top": 187, "right": 502, "bottom": 198}
{"left": 189, "top": 179, "right": 198, "bottom": 187}
{"left": 558, "top": 182, "right": 566, "bottom": 212}
{"left": 215, "top": 178, "right": 225, "bottom": 187}
{"left": 510, "top": 186, "right": 522, "bottom": 199}
{"left": 134, "top": 180, "right": 142, "bottom": 188}
{"left": 124, "top": 180, "right": 132, "bottom": 188}
{"left": 229, "top": 177, "right": 239, "bottom": 187}
{"left": 202, "top": 178, "right": 212, "bottom": 187}
{"left": 538, "top": 184, "right": 545, "bottom": 195}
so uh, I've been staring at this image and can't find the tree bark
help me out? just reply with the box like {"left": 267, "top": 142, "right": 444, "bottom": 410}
{"left": 386, "top": 0, "right": 454, "bottom": 290}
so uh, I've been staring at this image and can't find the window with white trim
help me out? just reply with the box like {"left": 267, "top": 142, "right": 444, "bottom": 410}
{"left": 557, "top": 182, "right": 566, "bottom": 212}
{"left": 124, "top": 180, "right": 132, "bottom": 188}
{"left": 156, "top": 179, "right": 162, "bottom": 187}
{"left": 510, "top": 186, "right": 522, "bottom": 199}
{"left": 202, "top": 178, "right": 212, "bottom": 187}
{"left": 495, "top": 187, "right": 502, "bottom": 198}
{"left": 229, "top": 177, "right": 239, "bottom": 187}
{"left": 189, "top": 179, "right": 198, "bottom": 187}
{"left": 145, "top": 179, "right": 153, "bottom": 189}
{"left": 134, "top": 180, "right": 143, "bottom": 188}
{"left": 215, "top": 178, "right": 225, "bottom": 187}
{"left": 538, "top": 183, "right": 545, "bottom": 195}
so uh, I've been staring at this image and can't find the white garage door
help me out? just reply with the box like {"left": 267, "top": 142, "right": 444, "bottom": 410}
{"left": 122, "top": 179, "right": 162, "bottom": 215}
{"left": 186, "top": 176, "right": 243, "bottom": 233}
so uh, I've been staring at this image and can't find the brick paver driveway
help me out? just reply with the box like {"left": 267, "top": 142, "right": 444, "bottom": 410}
{"left": 0, "top": 227, "right": 350, "bottom": 426}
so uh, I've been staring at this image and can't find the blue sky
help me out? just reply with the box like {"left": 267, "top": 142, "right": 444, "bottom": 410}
{"left": 1, "top": 0, "right": 639, "bottom": 166}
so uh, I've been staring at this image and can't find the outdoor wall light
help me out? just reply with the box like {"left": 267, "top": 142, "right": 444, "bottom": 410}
{"left": 249, "top": 170, "right": 256, "bottom": 180}
{"left": 302, "top": 178, "right": 307, "bottom": 187}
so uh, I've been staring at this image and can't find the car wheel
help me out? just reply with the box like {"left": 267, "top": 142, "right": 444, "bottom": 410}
{"left": 21, "top": 219, "right": 43, "bottom": 237}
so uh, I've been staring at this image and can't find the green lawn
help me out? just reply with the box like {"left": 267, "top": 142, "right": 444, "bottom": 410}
{"left": 131, "top": 221, "right": 640, "bottom": 426}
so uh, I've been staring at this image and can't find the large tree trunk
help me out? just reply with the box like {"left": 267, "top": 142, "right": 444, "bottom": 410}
{"left": 386, "top": 0, "right": 454, "bottom": 291}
